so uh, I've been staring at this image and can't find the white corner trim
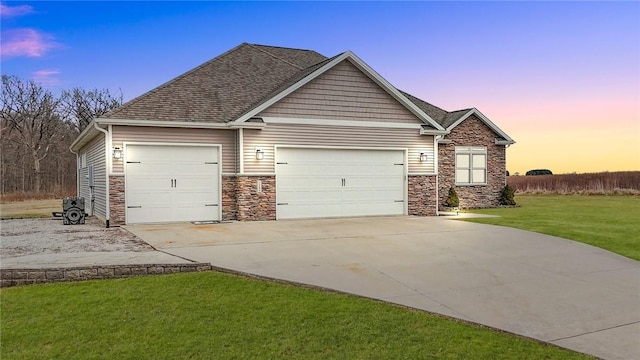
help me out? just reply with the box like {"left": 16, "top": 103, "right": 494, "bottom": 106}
{"left": 262, "top": 117, "right": 423, "bottom": 130}
{"left": 231, "top": 51, "right": 445, "bottom": 131}
{"left": 238, "top": 128, "right": 244, "bottom": 174}
{"left": 446, "top": 108, "right": 515, "bottom": 144}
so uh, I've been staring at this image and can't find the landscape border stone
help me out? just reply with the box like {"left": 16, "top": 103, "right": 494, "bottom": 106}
{"left": 0, "top": 263, "right": 212, "bottom": 287}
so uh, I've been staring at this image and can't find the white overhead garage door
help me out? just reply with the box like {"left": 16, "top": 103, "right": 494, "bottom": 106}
{"left": 276, "top": 148, "right": 406, "bottom": 219}
{"left": 125, "top": 144, "right": 220, "bottom": 224}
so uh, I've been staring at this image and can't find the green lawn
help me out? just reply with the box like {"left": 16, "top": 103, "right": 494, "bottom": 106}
{"left": 1, "top": 272, "right": 590, "bottom": 359}
{"left": 4, "top": 195, "right": 631, "bottom": 359}
{"left": 464, "top": 195, "right": 640, "bottom": 260}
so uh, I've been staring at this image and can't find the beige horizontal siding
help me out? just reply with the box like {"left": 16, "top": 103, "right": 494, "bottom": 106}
{"left": 243, "top": 124, "right": 435, "bottom": 174}
{"left": 111, "top": 126, "right": 236, "bottom": 174}
{"left": 258, "top": 60, "right": 421, "bottom": 124}
{"left": 78, "top": 134, "right": 106, "bottom": 218}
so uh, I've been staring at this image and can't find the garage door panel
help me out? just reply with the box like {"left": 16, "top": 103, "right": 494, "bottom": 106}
{"left": 128, "top": 191, "right": 172, "bottom": 205}
{"left": 276, "top": 148, "right": 405, "bottom": 219}
{"left": 125, "top": 145, "right": 220, "bottom": 224}
{"left": 173, "top": 191, "right": 217, "bottom": 202}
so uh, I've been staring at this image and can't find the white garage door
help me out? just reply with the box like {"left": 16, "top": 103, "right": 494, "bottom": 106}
{"left": 125, "top": 144, "right": 220, "bottom": 224}
{"left": 276, "top": 148, "right": 405, "bottom": 219}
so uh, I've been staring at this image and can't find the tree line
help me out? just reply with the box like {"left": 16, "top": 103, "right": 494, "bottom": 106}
{"left": 1, "top": 75, "right": 123, "bottom": 197}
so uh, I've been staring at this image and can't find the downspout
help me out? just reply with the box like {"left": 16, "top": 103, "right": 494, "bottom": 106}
{"left": 93, "top": 122, "right": 111, "bottom": 228}
{"left": 70, "top": 149, "right": 80, "bottom": 196}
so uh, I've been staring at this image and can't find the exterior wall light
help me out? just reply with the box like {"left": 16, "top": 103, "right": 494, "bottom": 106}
{"left": 113, "top": 146, "right": 123, "bottom": 160}
{"left": 420, "top": 152, "right": 428, "bottom": 163}
{"left": 255, "top": 148, "right": 264, "bottom": 160}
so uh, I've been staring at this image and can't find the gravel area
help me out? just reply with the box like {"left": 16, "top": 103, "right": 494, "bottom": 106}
{"left": 1, "top": 217, "right": 154, "bottom": 259}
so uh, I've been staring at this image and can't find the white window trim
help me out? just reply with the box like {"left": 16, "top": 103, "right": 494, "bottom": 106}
{"left": 455, "top": 146, "right": 487, "bottom": 186}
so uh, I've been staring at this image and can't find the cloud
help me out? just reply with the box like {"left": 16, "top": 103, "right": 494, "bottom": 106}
{"left": 0, "top": 3, "right": 33, "bottom": 18}
{"left": 0, "top": 28, "right": 60, "bottom": 59}
{"left": 32, "top": 69, "right": 61, "bottom": 87}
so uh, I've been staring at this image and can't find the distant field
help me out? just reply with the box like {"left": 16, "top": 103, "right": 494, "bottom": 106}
{"left": 0, "top": 199, "right": 61, "bottom": 219}
{"left": 508, "top": 171, "right": 640, "bottom": 195}
{"left": 465, "top": 195, "right": 640, "bottom": 260}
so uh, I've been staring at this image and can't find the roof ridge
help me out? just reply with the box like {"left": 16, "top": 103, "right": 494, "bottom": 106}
{"left": 104, "top": 43, "right": 251, "bottom": 118}
{"left": 247, "top": 43, "right": 307, "bottom": 70}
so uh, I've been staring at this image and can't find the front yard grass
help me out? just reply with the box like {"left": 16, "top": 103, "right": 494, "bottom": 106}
{"left": 1, "top": 271, "right": 590, "bottom": 359}
{"left": 0, "top": 199, "right": 60, "bottom": 219}
{"left": 464, "top": 195, "right": 640, "bottom": 260}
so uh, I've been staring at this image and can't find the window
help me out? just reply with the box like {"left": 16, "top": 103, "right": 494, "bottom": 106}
{"left": 80, "top": 153, "right": 87, "bottom": 168}
{"left": 455, "top": 147, "right": 487, "bottom": 185}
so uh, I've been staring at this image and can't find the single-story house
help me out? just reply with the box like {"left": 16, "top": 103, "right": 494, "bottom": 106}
{"left": 71, "top": 43, "right": 514, "bottom": 227}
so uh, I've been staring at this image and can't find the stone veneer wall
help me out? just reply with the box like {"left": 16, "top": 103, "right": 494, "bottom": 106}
{"left": 222, "top": 176, "right": 238, "bottom": 221}
{"left": 109, "top": 175, "right": 125, "bottom": 225}
{"left": 438, "top": 115, "right": 506, "bottom": 209}
{"left": 1, "top": 263, "right": 212, "bottom": 287}
{"left": 236, "top": 176, "right": 276, "bottom": 221}
{"left": 408, "top": 175, "right": 437, "bottom": 216}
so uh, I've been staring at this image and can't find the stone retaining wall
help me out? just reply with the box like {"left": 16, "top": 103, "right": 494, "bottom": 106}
{"left": 0, "top": 263, "right": 212, "bottom": 288}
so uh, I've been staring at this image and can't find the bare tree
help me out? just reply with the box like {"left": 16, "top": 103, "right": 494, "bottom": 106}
{"left": 1, "top": 75, "right": 63, "bottom": 193}
{"left": 60, "top": 87, "right": 123, "bottom": 133}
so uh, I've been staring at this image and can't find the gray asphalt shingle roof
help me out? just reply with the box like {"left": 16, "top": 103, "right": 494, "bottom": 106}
{"left": 104, "top": 43, "right": 472, "bottom": 128}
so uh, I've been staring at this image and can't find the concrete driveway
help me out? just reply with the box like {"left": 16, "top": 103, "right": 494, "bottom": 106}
{"left": 126, "top": 216, "right": 640, "bottom": 360}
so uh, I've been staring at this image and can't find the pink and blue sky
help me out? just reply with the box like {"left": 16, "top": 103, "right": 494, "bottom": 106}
{"left": 2, "top": 1, "right": 638, "bottom": 174}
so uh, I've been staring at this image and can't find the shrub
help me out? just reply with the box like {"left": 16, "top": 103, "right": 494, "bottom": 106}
{"left": 499, "top": 184, "right": 516, "bottom": 206}
{"left": 445, "top": 187, "right": 459, "bottom": 207}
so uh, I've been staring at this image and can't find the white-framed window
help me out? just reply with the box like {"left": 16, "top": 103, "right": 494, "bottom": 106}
{"left": 455, "top": 146, "right": 487, "bottom": 185}
{"left": 80, "top": 153, "right": 87, "bottom": 168}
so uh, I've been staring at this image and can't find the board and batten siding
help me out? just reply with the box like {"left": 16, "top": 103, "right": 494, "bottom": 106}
{"left": 258, "top": 60, "right": 421, "bottom": 124}
{"left": 243, "top": 124, "right": 435, "bottom": 174}
{"left": 110, "top": 126, "right": 236, "bottom": 174}
{"left": 78, "top": 134, "right": 107, "bottom": 218}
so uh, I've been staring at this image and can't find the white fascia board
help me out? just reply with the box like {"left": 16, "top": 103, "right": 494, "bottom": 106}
{"left": 70, "top": 120, "right": 101, "bottom": 151}
{"left": 420, "top": 128, "right": 449, "bottom": 135}
{"left": 495, "top": 139, "right": 515, "bottom": 145}
{"left": 97, "top": 118, "right": 264, "bottom": 130}
{"left": 262, "top": 116, "right": 423, "bottom": 129}
{"left": 446, "top": 108, "right": 515, "bottom": 144}
{"left": 231, "top": 51, "right": 446, "bottom": 132}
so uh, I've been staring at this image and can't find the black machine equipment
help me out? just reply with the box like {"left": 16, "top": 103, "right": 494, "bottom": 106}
{"left": 62, "top": 197, "right": 85, "bottom": 225}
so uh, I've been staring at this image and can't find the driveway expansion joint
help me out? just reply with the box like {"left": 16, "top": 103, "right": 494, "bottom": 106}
{"left": 548, "top": 320, "right": 640, "bottom": 343}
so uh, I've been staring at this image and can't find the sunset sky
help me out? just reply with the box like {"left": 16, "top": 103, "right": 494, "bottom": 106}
{"left": 2, "top": 1, "right": 638, "bottom": 174}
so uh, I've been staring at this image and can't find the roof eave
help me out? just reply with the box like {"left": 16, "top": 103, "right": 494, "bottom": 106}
{"left": 446, "top": 108, "right": 515, "bottom": 143}
{"left": 96, "top": 118, "right": 266, "bottom": 130}
{"left": 70, "top": 120, "right": 101, "bottom": 152}
{"left": 495, "top": 139, "right": 516, "bottom": 146}
{"left": 420, "top": 128, "right": 449, "bottom": 135}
